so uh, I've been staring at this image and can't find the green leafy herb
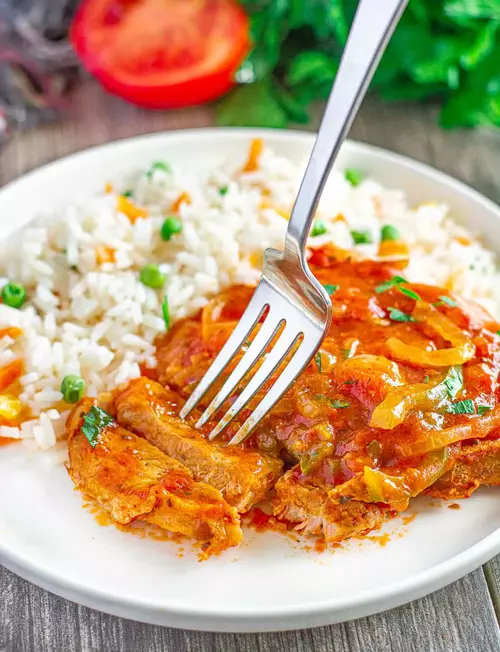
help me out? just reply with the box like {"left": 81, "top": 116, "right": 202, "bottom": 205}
{"left": 315, "top": 351, "right": 322, "bottom": 372}
{"left": 81, "top": 406, "right": 114, "bottom": 448}
{"left": 311, "top": 220, "right": 327, "bottom": 237}
{"left": 381, "top": 224, "right": 400, "bottom": 242}
{"left": 316, "top": 394, "right": 350, "bottom": 409}
{"left": 122, "top": 190, "right": 133, "bottom": 198}
{"left": 345, "top": 168, "right": 363, "bottom": 186}
{"left": 437, "top": 295, "right": 458, "bottom": 307}
{"left": 448, "top": 399, "right": 475, "bottom": 415}
{"left": 424, "top": 375, "right": 429, "bottom": 383}
{"left": 387, "top": 307, "right": 417, "bottom": 323}
{"left": 216, "top": 2, "right": 500, "bottom": 131}
{"left": 162, "top": 295, "right": 170, "bottom": 331}
{"left": 219, "top": 186, "right": 229, "bottom": 196}
{"left": 478, "top": 405, "right": 492, "bottom": 415}
{"left": 146, "top": 161, "right": 170, "bottom": 178}
{"left": 443, "top": 365, "right": 463, "bottom": 399}
{"left": 351, "top": 230, "right": 373, "bottom": 245}
{"left": 398, "top": 287, "right": 422, "bottom": 301}
{"left": 322, "top": 284, "right": 339, "bottom": 295}
{"left": 375, "top": 275, "right": 408, "bottom": 293}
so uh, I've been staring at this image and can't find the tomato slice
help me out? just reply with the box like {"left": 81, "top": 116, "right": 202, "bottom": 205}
{"left": 71, "top": 0, "right": 250, "bottom": 108}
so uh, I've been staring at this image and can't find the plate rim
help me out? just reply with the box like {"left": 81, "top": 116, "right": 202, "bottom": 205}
{"left": 1, "top": 126, "right": 500, "bottom": 632}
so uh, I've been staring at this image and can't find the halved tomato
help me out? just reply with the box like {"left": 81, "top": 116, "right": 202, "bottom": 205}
{"left": 71, "top": 0, "right": 250, "bottom": 108}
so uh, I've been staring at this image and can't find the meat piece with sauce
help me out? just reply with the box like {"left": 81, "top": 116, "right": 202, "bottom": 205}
{"left": 66, "top": 398, "right": 242, "bottom": 558}
{"left": 112, "top": 377, "right": 283, "bottom": 512}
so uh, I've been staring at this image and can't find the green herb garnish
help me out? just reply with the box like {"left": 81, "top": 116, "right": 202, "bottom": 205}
{"left": 316, "top": 394, "right": 350, "bottom": 409}
{"left": 146, "top": 161, "right": 170, "bottom": 178}
{"left": 351, "top": 230, "right": 372, "bottom": 245}
{"left": 140, "top": 265, "right": 166, "bottom": 289}
{"left": 311, "top": 220, "right": 327, "bottom": 237}
{"left": 345, "top": 169, "right": 363, "bottom": 187}
{"left": 162, "top": 295, "right": 170, "bottom": 331}
{"left": 314, "top": 351, "right": 322, "bottom": 372}
{"left": 381, "top": 224, "right": 400, "bottom": 242}
{"left": 448, "top": 399, "right": 475, "bottom": 415}
{"left": 443, "top": 365, "right": 463, "bottom": 400}
{"left": 375, "top": 276, "right": 408, "bottom": 294}
{"left": 161, "top": 216, "right": 183, "bottom": 241}
{"left": 387, "top": 307, "right": 416, "bottom": 323}
{"left": 1, "top": 282, "right": 26, "bottom": 309}
{"left": 397, "top": 287, "right": 421, "bottom": 301}
{"left": 61, "top": 375, "right": 85, "bottom": 404}
{"left": 219, "top": 185, "right": 229, "bottom": 196}
{"left": 436, "top": 295, "right": 458, "bottom": 307}
{"left": 81, "top": 406, "right": 114, "bottom": 447}
{"left": 322, "top": 284, "right": 339, "bottom": 295}
{"left": 478, "top": 405, "right": 492, "bottom": 416}
{"left": 424, "top": 375, "right": 429, "bottom": 384}
{"left": 341, "top": 348, "right": 352, "bottom": 359}
{"left": 122, "top": 190, "right": 133, "bottom": 198}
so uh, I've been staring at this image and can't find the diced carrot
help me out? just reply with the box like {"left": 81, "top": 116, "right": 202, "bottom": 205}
{"left": 259, "top": 199, "right": 289, "bottom": 220}
{"left": 333, "top": 213, "right": 347, "bottom": 224}
{"left": 116, "top": 195, "right": 148, "bottom": 224}
{"left": 170, "top": 192, "right": 192, "bottom": 213}
{"left": 377, "top": 240, "right": 410, "bottom": 259}
{"left": 456, "top": 235, "right": 472, "bottom": 246}
{"left": 0, "top": 359, "right": 23, "bottom": 392}
{"left": 95, "top": 246, "right": 116, "bottom": 265}
{"left": 0, "top": 327, "right": 23, "bottom": 340}
{"left": 104, "top": 182, "right": 113, "bottom": 194}
{"left": 243, "top": 138, "right": 264, "bottom": 172}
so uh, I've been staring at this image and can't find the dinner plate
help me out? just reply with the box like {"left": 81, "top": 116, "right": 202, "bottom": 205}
{"left": 1, "top": 128, "right": 500, "bottom": 633}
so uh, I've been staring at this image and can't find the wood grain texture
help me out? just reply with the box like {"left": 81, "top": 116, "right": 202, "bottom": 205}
{"left": 2, "top": 80, "right": 500, "bottom": 651}
{"left": 1, "top": 565, "right": 499, "bottom": 652}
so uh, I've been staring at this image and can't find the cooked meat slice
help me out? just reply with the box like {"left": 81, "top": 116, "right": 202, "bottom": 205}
{"left": 113, "top": 378, "right": 283, "bottom": 512}
{"left": 66, "top": 398, "right": 242, "bottom": 558}
{"left": 427, "top": 438, "right": 500, "bottom": 499}
{"left": 273, "top": 469, "right": 388, "bottom": 542}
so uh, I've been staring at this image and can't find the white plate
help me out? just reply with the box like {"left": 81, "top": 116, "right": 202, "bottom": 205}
{"left": 1, "top": 129, "right": 500, "bottom": 633}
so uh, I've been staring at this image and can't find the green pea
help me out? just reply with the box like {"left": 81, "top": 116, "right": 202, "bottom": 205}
{"left": 61, "top": 375, "right": 85, "bottom": 404}
{"left": 381, "top": 224, "right": 400, "bottom": 242}
{"left": 140, "top": 265, "right": 166, "bottom": 289}
{"left": 1, "top": 283, "right": 26, "bottom": 309}
{"left": 311, "top": 220, "right": 327, "bottom": 237}
{"left": 161, "top": 216, "right": 183, "bottom": 241}
{"left": 345, "top": 168, "right": 363, "bottom": 186}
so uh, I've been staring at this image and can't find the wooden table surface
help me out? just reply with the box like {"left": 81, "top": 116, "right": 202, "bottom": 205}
{"left": 2, "top": 82, "right": 500, "bottom": 652}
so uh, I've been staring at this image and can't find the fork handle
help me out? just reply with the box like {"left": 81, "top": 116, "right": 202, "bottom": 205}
{"left": 284, "top": 0, "right": 408, "bottom": 260}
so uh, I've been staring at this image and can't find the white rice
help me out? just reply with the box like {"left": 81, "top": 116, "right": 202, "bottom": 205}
{"left": 0, "top": 143, "right": 499, "bottom": 449}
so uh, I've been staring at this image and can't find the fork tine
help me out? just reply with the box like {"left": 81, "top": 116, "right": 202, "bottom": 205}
{"left": 197, "top": 310, "right": 284, "bottom": 429}
{"left": 207, "top": 325, "right": 300, "bottom": 440}
{"left": 227, "top": 338, "right": 315, "bottom": 446}
{"left": 179, "top": 289, "right": 268, "bottom": 419}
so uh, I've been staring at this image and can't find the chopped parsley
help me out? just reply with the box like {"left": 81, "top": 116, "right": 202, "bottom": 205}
{"left": 81, "top": 406, "right": 114, "bottom": 447}
{"left": 448, "top": 399, "right": 475, "bottom": 415}
{"left": 424, "top": 375, "right": 429, "bottom": 384}
{"left": 387, "top": 307, "right": 416, "bottom": 323}
{"left": 380, "top": 224, "right": 400, "bottom": 242}
{"left": 345, "top": 168, "right": 363, "bottom": 187}
{"left": 375, "top": 276, "right": 407, "bottom": 294}
{"left": 316, "top": 394, "right": 350, "bottom": 409}
{"left": 478, "top": 405, "right": 492, "bottom": 416}
{"left": 436, "top": 295, "right": 458, "bottom": 307}
{"left": 146, "top": 161, "right": 170, "bottom": 178}
{"left": 443, "top": 366, "right": 463, "bottom": 400}
{"left": 219, "top": 185, "right": 229, "bottom": 196}
{"left": 314, "top": 351, "right": 322, "bottom": 372}
{"left": 322, "top": 284, "right": 339, "bottom": 295}
{"left": 162, "top": 295, "right": 170, "bottom": 331}
{"left": 375, "top": 275, "right": 421, "bottom": 301}
{"left": 351, "top": 230, "right": 372, "bottom": 245}
{"left": 122, "top": 190, "right": 133, "bottom": 198}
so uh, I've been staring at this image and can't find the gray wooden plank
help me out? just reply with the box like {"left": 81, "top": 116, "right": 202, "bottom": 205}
{"left": 1, "top": 565, "right": 499, "bottom": 652}
{"left": 2, "top": 80, "right": 500, "bottom": 651}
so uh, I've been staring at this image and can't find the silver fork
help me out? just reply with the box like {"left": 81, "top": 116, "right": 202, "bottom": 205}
{"left": 180, "top": 0, "right": 408, "bottom": 445}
